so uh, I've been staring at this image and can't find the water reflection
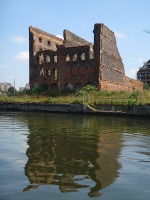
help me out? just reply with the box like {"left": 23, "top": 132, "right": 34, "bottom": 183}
{"left": 1, "top": 111, "right": 150, "bottom": 199}
{"left": 24, "top": 113, "right": 123, "bottom": 197}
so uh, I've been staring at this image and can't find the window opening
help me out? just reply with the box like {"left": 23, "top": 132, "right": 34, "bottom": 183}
{"left": 39, "top": 38, "right": 42, "bottom": 43}
{"left": 46, "top": 55, "right": 50, "bottom": 63}
{"left": 53, "top": 69, "right": 57, "bottom": 80}
{"left": 54, "top": 55, "right": 57, "bottom": 63}
{"left": 40, "top": 68, "right": 44, "bottom": 76}
{"left": 39, "top": 53, "right": 44, "bottom": 64}
{"left": 73, "top": 53, "right": 77, "bottom": 61}
{"left": 81, "top": 52, "right": 85, "bottom": 60}
{"left": 66, "top": 54, "right": 70, "bottom": 61}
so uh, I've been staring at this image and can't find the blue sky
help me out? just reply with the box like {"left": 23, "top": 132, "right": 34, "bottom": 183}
{"left": 0, "top": 0, "right": 150, "bottom": 89}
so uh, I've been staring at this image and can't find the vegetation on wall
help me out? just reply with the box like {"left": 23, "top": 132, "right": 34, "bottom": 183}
{"left": 143, "top": 83, "right": 150, "bottom": 90}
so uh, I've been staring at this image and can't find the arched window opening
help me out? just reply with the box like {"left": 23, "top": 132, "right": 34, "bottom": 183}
{"left": 85, "top": 82, "right": 95, "bottom": 86}
{"left": 75, "top": 83, "right": 82, "bottom": 91}
{"left": 54, "top": 55, "right": 57, "bottom": 63}
{"left": 53, "top": 69, "right": 57, "bottom": 80}
{"left": 64, "top": 83, "right": 74, "bottom": 92}
{"left": 47, "top": 69, "right": 50, "bottom": 76}
{"left": 81, "top": 52, "right": 85, "bottom": 60}
{"left": 46, "top": 55, "right": 50, "bottom": 63}
{"left": 66, "top": 54, "right": 70, "bottom": 61}
{"left": 39, "top": 53, "right": 44, "bottom": 64}
{"left": 51, "top": 84, "right": 59, "bottom": 91}
{"left": 40, "top": 68, "right": 44, "bottom": 76}
{"left": 73, "top": 53, "right": 77, "bottom": 61}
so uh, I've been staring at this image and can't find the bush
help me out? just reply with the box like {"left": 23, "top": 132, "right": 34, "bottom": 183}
{"left": 143, "top": 83, "right": 150, "bottom": 90}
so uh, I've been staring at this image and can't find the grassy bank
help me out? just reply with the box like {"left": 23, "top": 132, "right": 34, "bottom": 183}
{"left": 0, "top": 90, "right": 150, "bottom": 107}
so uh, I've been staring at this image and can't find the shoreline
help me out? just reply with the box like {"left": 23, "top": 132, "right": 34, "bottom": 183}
{"left": 0, "top": 102, "right": 150, "bottom": 117}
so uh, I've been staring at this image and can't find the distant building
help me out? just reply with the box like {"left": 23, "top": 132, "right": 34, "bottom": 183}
{"left": 19, "top": 87, "right": 25, "bottom": 91}
{"left": 19, "top": 83, "right": 30, "bottom": 92}
{"left": 0, "top": 82, "right": 12, "bottom": 93}
{"left": 29, "top": 23, "right": 143, "bottom": 92}
{"left": 137, "top": 60, "right": 150, "bottom": 84}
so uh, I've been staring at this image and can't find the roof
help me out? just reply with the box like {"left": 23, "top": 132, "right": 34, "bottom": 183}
{"left": 138, "top": 60, "right": 150, "bottom": 71}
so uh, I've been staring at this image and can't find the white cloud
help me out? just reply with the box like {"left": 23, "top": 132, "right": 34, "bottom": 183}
{"left": 126, "top": 57, "right": 146, "bottom": 79}
{"left": 0, "top": 64, "right": 9, "bottom": 68}
{"left": 56, "top": 34, "right": 63, "bottom": 39}
{"left": 126, "top": 68, "right": 138, "bottom": 79}
{"left": 11, "top": 36, "right": 27, "bottom": 43}
{"left": 114, "top": 31, "right": 126, "bottom": 39}
{"left": 15, "top": 51, "right": 29, "bottom": 61}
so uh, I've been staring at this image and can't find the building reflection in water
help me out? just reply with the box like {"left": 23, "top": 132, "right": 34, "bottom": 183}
{"left": 23, "top": 114, "right": 123, "bottom": 197}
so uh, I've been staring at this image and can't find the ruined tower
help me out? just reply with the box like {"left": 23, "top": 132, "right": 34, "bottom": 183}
{"left": 93, "top": 23, "right": 126, "bottom": 90}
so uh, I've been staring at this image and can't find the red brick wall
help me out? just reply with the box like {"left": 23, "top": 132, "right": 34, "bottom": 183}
{"left": 29, "top": 24, "right": 143, "bottom": 92}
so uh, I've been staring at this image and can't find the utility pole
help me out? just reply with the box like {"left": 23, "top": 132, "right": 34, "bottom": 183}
{"left": 14, "top": 78, "right": 15, "bottom": 94}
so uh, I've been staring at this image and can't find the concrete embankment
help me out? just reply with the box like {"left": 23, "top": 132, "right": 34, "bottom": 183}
{"left": 0, "top": 102, "right": 92, "bottom": 113}
{"left": 0, "top": 102, "right": 150, "bottom": 117}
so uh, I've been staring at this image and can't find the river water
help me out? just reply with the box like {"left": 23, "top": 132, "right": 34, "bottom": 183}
{"left": 0, "top": 111, "right": 150, "bottom": 200}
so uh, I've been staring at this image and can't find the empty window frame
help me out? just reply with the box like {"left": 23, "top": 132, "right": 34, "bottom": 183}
{"left": 46, "top": 55, "right": 50, "bottom": 63}
{"left": 48, "top": 41, "right": 51, "bottom": 46}
{"left": 39, "top": 53, "right": 44, "bottom": 64}
{"left": 39, "top": 37, "right": 42, "bottom": 43}
{"left": 53, "top": 69, "right": 57, "bottom": 80}
{"left": 66, "top": 54, "right": 70, "bottom": 61}
{"left": 47, "top": 69, "right": 51, "bottom": 76}
{"left": 80, "top": 52, "right": 85, "bottom": 60}
{"left": 73, "top": 53, "right": 77, "bottom": 61}
{"left": 54, "top": 55, "right": 57, "bottom": 63}
{"left": 40, "top": 68, "right": 44, "bottom": 76}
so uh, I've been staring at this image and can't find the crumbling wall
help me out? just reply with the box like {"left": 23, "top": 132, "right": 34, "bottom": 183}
{"left": 29, "top": 26, "right": 63, "bottom": 56}
{"left": 63, "top": 29, "right": 93, "bottom": 49}
{"left": 62, "top": 45, "right": 95, "bottom": 90}
{"left": 125, "top": 76, "right": 143, "bottom": 91}
{"left": 93, "top": 23, "right": 143, "bottom": 91}
{"left": 29, "top": 24, "right": 143, "bottom": 92}
{"left": 94, "top": 23, "right": 125, "bottom": 84}
{"left": 29, "top": 26, "right": 63, "bottom": 88}
{"left": 100, "top": 77, "right": 143, "bottom": 91}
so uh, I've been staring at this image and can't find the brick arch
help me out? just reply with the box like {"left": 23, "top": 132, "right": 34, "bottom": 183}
{"left": 75, "top": 82, "right": 82, "bottom": 91}
{"left": 85, "top": 82, "right": 95, "bottom": 86}
{"left": 64, "top": 83, "right": 74, "bottom": 91}
{"left": 51, "top": 83, "right": 59, "bottom": 91}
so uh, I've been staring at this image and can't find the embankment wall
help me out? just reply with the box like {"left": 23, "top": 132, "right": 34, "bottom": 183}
{"left": 0, "top": 102, "right": 150, "bottom": 116}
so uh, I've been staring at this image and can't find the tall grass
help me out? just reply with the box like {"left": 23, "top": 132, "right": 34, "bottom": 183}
{"left": 0, "top": 90, "right": 150, "bottom": 105}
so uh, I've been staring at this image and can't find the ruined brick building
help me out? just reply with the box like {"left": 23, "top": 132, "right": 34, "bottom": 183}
{"left": 29, "top": 23, "right": 143, "bottom": 91}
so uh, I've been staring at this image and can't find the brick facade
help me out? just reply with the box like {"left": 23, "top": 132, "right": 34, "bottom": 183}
{"left": 29, "top": 23, "right": 143, "bottom": 91}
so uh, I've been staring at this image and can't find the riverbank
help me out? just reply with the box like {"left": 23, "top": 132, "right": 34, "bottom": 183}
{"left": 0, "top": 102, "right": 150, "bottom": 117}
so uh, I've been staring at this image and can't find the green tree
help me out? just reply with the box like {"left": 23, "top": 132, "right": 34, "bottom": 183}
{"left": 76, "top": 85, "right": 97, "bottom": 103}
{"left": 32, "top": 83, "right": 49, "bottom": 94}
{"left": 8, "top": 87, "right": 17, "bottom": 94}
